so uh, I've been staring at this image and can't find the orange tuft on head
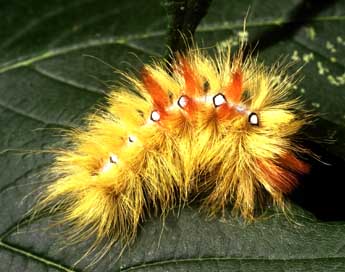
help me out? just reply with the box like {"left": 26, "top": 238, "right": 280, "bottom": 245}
{"left": 141, "top": 68, "right": 170, "bottom": 115}
{"left": 180, "top": 58, "right": 201, "bottom": 97}
{"left": 225, "top": 70, "right": 243, "bottom": 103}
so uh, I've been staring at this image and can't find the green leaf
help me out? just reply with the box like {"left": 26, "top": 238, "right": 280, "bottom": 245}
{"left": 1, "top": 0, "right": 345, "bottom": 271}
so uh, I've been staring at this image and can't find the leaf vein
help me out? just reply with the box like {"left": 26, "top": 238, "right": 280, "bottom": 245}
{"left": 0, "top": 32, "right": 165, "bottom": 74}
{"left": 0, "top": 102, "right": 75, "bottom": 129}
{"left": 120, "top": 256, "right": 345, "bottom": 271}
{"left": 32, "top": 65, "right": 106, "bottom": 95}
{"left": 0, "top": 241, "right": 76, "bottom": 272}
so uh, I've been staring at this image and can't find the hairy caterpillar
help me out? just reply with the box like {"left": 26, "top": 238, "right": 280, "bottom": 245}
{"left": 34, "top": 42, "right": 310, "bottom": 256}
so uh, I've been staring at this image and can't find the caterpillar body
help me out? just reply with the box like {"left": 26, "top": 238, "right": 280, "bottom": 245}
{"left": 35, "top": 43, "right": 310, "bottom": 253}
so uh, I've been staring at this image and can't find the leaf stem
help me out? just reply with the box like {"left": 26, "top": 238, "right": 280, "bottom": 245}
{"left": 163, "top": 0, "right": 213, "bottom": 61}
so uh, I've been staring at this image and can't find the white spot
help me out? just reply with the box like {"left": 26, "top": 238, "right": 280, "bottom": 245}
{"left": 336, "top": 36, "right": 345, "bottom": 46}
{"left": 238, "top": 30, "right": 249, "bottom": 43}
{"left": 109, "top": 154, "right": 119, "bottom": 164}
{"left": 249, "top": 112, "right": 259, "bottom": 126}
{"left": 150, "top": 110, "right": 160, "bottom": 122}
{"left": 305, "top": 26, "right": 316, "bottom": 41}
{"left": 330, "top": 57, "right": 337, "bottom": 63}
{"left": 327, "top": 73, "right": 345, "bottom": 86}
{"left": 177, "top": 95, "right": 188, "bottom": 108}
{"left": 128, "top": 135, "right": 136, "bottom": 143}
{"left": 213, "top": 93, "right": 227, "bottom": 107}
{"left": 317, "top": 61, "right": 329, "bottom": 75}
{"left": 218, "top": 38, "right": 238, "bottom": 49}
{"left": 311, "top": 102, "right": 320, "bottom": 108}
{"left": 302, "top": 53, "right": 314, "bottom": 63}
{"left": 326, "top": 41, "right": 337, "bottom": 53}
{"left": 291, "top": 50, "right": 300, "bottom": 62}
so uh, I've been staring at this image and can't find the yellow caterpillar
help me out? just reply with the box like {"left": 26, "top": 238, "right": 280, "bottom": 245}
{"left": 34, "top": 42, "right": 309, "bottom": 255}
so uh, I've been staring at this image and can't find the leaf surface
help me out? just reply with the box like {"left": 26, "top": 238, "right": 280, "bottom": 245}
{"left": 0, "top": 0, "right": 344, "bottom": 271}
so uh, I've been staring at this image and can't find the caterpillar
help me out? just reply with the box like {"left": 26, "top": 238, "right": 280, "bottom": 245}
{"left": 34, "top": 42, "right": 310, "bottom": 257}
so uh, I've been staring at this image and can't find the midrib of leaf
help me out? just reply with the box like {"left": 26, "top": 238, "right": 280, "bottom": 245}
{"left": 0, "top": 32, "right": 165, "bottom": 74}
{"left": 0, "top": 241, "right": 76, "bottom": 272}
{"left": 197, "top": 15, "right": 345, "bottom": 32}
{"left": 0, "top": 15, "right": 344, "bottom": 74}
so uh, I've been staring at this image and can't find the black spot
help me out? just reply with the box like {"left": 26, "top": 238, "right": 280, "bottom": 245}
{"left": 203, "top": 81, "right": 210, "bottom": 93}
{"left": 137, "top": 110, "right": 144, "bottom": 118}
{"left": 168, "top": 91, "right": 174, "bottom": 103}
{"left": 241, "top": 89, "right": 251, "bottom": 101}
